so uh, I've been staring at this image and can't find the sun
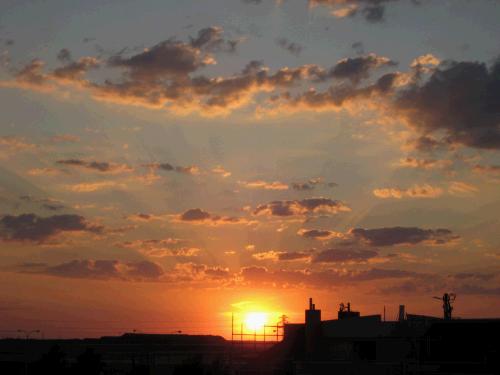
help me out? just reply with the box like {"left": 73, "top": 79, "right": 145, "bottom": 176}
{"left": 244, "top": 312, "right": 268, "bottom": 331}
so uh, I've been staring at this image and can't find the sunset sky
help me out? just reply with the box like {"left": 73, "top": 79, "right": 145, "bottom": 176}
{"left": 0, "top": 0, "right": 499, "bottom": 339}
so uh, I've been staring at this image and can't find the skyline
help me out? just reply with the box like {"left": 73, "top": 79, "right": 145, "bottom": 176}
{"left": 0, "top": 0, "right": 499, "bottom": 339}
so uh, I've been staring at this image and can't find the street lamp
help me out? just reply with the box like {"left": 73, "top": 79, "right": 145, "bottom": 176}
{"left": 17, "top": 329, "right": 40, "bottom": 340}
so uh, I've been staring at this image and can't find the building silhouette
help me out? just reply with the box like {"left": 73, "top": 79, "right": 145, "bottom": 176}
{"left": 1, "top": 296, "right": 499, "bottom": 374}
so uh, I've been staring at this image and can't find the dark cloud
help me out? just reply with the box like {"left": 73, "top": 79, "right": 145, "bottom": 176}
{"left": 108, "top": 39, "right": 209, "bottom": 81}
{"left": 189, "top": 26, "right": 240, "bottom": 53}
{"left": 351, "top": 41, "right": 364, "bottom": 55}
{"left": 52, "top": 56, "right": 99, "bottom": 81}
{"left": 362, "top": 5, "right": 385, "bottom": 23}
{"left": 22, "top": 259, "right": 164, "bottom": 281}
{"left": 0, "top": 213, "right": 102, "bottom": 243}
{"left": 406, "top": 135, "right": 444, "bottom": 152}
{"left": 143, "top": 162, "right": 199, "bottom": 175}
{"left": 19, "top": 195, "right": 65, "bottom": 211}
{"left": 297, "top": 228, "right": 342, "bottom": 240}
{"left": 180, "top": 208, "right": 211, "bottom": 221}
{"left": 276, "top": 71, "right": 400, "bottom": 110}
{"left": 291, "top": 182, "right": 315, "bottom": 191}
{"left": 394, "top": 60, "right": 500, "bottom": 150}
{"left": 56, "top": 48, "right": 72, "bottom": 62}
{"left": 277, "top": 251, "right": 312, "bottom": 261}
{"left": 351, "top": 226, "right": 458, "bottom": 246}
{"left": 11, "top": 37, "right": 356, "bottom": 114}
{"left": 291, "top": 178, "right": 334, "bottom": 191}
{"left": 56, "top": 159, "right": 132, "bottom": 173}
{"left": 329, "top": 54, "right": 397, "bottom": 84}
{"left": 276, "top": 38, "right": 303, "bottom": 57}
{"left": 178, "top": 208, "right": 251, "bottom": 225}
{"left": 15, "top": 59, "right": 48, "bottom": 87}
{"left": 313, "top": 248, "right": 378, "bottom": 263}
{"left": 309, "top": 0, "right": 400, "bottom": 23}
{"left": 254, "top": 197, "right": 350, "bottom": 217}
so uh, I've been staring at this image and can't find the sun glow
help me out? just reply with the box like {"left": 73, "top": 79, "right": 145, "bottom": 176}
{"left": 244, "top": 312, "right": 268, "bottom": 331}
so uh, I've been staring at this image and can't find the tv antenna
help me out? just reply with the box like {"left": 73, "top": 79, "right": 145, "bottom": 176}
{"left": 433, "top": 293, "right": 456, "bottom": 320}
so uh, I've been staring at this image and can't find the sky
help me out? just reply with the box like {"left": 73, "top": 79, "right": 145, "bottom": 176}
{"left": 0, "top": 0, "right": 499, "bottom": 339}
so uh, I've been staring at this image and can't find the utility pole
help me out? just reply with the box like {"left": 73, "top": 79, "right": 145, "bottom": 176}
{"left": 17, "top": 329, "right": 40, "bottom": 375}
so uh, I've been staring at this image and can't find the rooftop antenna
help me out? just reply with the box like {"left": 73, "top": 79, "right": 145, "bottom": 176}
{"left": 433, "top": 293, "right": 456, "bottom": 320}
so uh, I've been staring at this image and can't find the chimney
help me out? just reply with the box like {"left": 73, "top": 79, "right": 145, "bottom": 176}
{"left": 398, "top": 305, "right": 406, "bottom": 322}
{"left": 305, "top": 298, "right": 321, "bottom": 357}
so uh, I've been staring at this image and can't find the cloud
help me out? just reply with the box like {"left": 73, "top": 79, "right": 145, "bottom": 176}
{"left": 351, "top": 226, "right": 459, "bottom": 246}
{"left": 107, "top": 39, "right": 212, "bottom": 81}
{"left": 240, "top": 265, "right": 418, "bottom": 288}
{"left": 117, "top": 238, "right": 199, "bottom": 258}
{"left": 0, "top": 213, "right": 102, "bottom": 243}
{"left": 313, "top": 248, "right": 378, "bottom": 263}
{"left": 267, "top": 55, "right": 500, "bottom": 152}
{"left": 49, "top": 134, "right": 80, "bottom": 143}
{"left": 177, "top": 208, "right": 252, "bottom": 226}
{"left": 66, "top": 181, "right": 125, "bottom": 193}
{"left": 309, "top": 0, "right": 402, "bottom": 23}
{"left": 397, "top": 157, "right": 452, "bottom": 170}
{"left": 189, "top": 26, "right": 240, "bottom": 53}
{"left": 6, "top": 30, "right": 498, "bottom": 153}
{"left": 447, "top": 181, "right": 478, "bottom": 196}
{"left": 126, "top": 213, "right": 166, "bottom": 222}
{"left": 252, "top": 251, "right": 285, "bottom": 261}
{"left": 0, "top": 136, "right": 36, "bottom": 151}
{"left": 57, "top": 48, "right": 72, "bottom": 62}
{"left": 143, "top": 162, "right": 200, "bottom": 175}
{"left": 27, "top": 167, "right": 62, "bottom": 176}
{"left": 254, "top": 197, "right": 350, "bottom": 217}
{"left": 405, "top": 135, "right": 445, "bottom": 152}
{"left": 5, "top": 32, "right": 375, "bottom": 116}
{"left": 211, "top": 165, "right": 231, "bottom": 177}
{"left": 297, "top": 228, "right": 344, "bottom": 240}
{"left": 238, "top": 180, "right": 289, "bottom": 190}
{"left": 276, "top": 38, "right": 303, "bottom": 56}
{"left": 56, "top": 159, "right": 133, "bottom": 174}
{"left": 270, "top": 71, "right": 401, "bottom": 113}
{"left": 277, "top": 251, "right": 312, "bottom": 261}
{"left": 291, "top": 178, "right": 336, "bottom": 191}
{"left": 18, "top": 195, "right": 65, "bottom": 211}
{"left": 472, "top": 164, "right": 500, "bottom": 175}
{"left": 52, "top": 57, "right": 100, "bottom": 82}
{"left": 328, "top": 53, "right": 397, "bottom": 84}
{"left": 291, "top": 182, "right": 315, "bottom": 191}
{"left": 21, "top": 259, "right": 164, "bottom": 281}
{"left": 394, "top": 59, "right": 500, "bottom": 150}
{"left": 173, "top": 262, "right": 231, "bottom": 281}
{"left": 13, "top": 54, "right": 99, "bottom": 89}
{"left": 373, "top": 184, "right": 443, "bottom": 199}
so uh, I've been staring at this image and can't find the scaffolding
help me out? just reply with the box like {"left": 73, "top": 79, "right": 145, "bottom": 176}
{"left": 230, "top": 313, "right": 285, "bottom": 351}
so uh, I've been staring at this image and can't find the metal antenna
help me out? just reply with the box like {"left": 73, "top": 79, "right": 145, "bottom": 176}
{"left": 433, "top": 293, "right": 456, "bottom": 320}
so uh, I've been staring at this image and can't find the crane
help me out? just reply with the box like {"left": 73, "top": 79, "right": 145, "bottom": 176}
{"left": 433, "top": 293, "right": 456, "bottom": 320}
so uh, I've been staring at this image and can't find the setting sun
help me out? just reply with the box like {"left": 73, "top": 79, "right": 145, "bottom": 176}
{"left": 244, "top": 312, "right": 268, "bottom": 331}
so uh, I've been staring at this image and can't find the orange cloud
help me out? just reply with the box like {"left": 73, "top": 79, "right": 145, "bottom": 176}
{"left": 373, "top": 184, "right": 443, "bottom": 199}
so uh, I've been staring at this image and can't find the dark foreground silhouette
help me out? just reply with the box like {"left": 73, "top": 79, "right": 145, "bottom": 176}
{"left": 1, "top": 297, "right": 499, "bottom": 374}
